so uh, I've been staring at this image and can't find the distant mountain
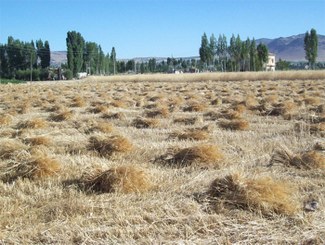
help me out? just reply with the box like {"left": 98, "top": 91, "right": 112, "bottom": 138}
{"left": 50, "top": 51, "right": 67, "bottom": 67}
{"left": 50, "top": 34, "right": 325, "bottom": 66}
{"left": 256, "top": 34, "right": 325, "bottom": 62}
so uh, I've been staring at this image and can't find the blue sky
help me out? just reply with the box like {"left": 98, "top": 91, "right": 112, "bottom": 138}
{"left": 1, "top": 0, "right": 324, "bottom": 58}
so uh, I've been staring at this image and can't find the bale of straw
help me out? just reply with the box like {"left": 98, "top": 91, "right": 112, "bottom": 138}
{"left": 208, "top": 173, "right": 299, "bottom": 216}
{"left": 23, "top": 136, "right": 51, "bottom": 146}
{"left": 49, "top": 110, "right": 74, "bottom": 122}
{"left": 0, "top": 114, "right": 13, "bottom": 126}
{"left": 132, "top": 118, "right": 159, "bottom": 128}
{"left": 2, "top": 152, "right": 61, "bottom": 181}
{"left": 16, "top": 118, "right": 48, "bottom": 129}
{"left": 0, "top": 139, "right": 28, "bottom": 159}
{"left": 173, "top": 116, "right": 198, "bottom": 125}
{"left": 218, "top": 119, "right": 249, "bottom": 131}
{"left": 144, "top": 107, "right": 169, "bottom": 118}
{"left": 270, "top": 148, "right": 325, "bottom": 169}
{"left": 170, "top": 144, "right": 224, "bottom": 167}
{"left": 82, "top": 166, "right": 152, "bottom": 193}
{"left": 88, "top": 135, "right": 134, "bottom": 157}
{"left": 169, "top": 129, "right": 209, "bottom": 141}
{"left": 101, "top": 112, "right": 126, "bottom": 120}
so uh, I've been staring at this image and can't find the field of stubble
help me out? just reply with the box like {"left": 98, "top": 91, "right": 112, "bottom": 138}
{"left": 0, "top": 71, "right": 324, "bottom": 244}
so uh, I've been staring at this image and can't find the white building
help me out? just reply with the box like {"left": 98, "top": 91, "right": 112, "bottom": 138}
{"left": 265, "top": 53, "right": 276, "bottom": 71}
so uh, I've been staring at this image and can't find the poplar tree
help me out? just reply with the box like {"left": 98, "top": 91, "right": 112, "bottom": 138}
{"left": 304, "top": 28, "right": 318, "bottom": 69}
{"left": 66, "top": 31, "right": 85, "bottom": 76}
{"left": 199, "top": 33, "right": 209, "bottom": 66}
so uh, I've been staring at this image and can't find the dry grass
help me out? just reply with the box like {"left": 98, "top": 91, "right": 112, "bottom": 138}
{"left": 23, "top": 136, "right": 51, "bottom": 146}
{"left": 0, "top": 73, "right": 324, "bottom": 244}
{"left": 208, "top": 173, "right": 299, "bottom": 216}
{"left": 82, "top": 166, "right": 153, "bottom": 193}
{"left": 132, "top": 117, "right": 160, "bottom": 128}
{"left": 88, "top": 135, "right": 134, "bottom": 157}
{"left": 183, "top": 101, "right": 207, "bottom": 112}
{"left": 145, "top": 107, "right": 169, "bottom": 118}
{"left": 0, "top": 139, "right": 28, "bottom": 159}
{"left": 16, "top": 118, "right": 48, "bottom": 129}
{"left": 270, "top": 147, "right": 325, "bottom": 169}
{"left": 0, "top": 113, "right": 13, "bottom": 125}
{"left": 2, "top": 152, "right": 61, "bottom": 181}
{"left": 173, "top": 116, "right": 199, "bottom": 125}
{"left": 49, "top": 109, "right": 74, "bottom": 122}
{"left": 165, "top": 144, "right": 224, "bottom": 167}
{"left": 101, "top": 112, "right": 126, "bottom": 120}
{"left": 91, "top": 122, "right": 115, "bottom": 134}
{"left": 169, "top": 129, "right": 209, "bottom": 141}
{"left": 218, "top": 119, "right": 249, "bottom": 130}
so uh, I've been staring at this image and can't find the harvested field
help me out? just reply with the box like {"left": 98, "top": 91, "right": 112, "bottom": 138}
{"left": 0, "top": 71, "right": 324, "bottom": 244}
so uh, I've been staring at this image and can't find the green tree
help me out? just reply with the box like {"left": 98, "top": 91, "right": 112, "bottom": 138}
{"left": 83, "top": 41, "right": 98, "bottom": 75}
{"left": 276, "top": 59, "right": 290, "bottom": 70}
{"left": 199, "top": 33, "right": 209, "bottom": 67}
{"left": 216, "top": 34, "right": 227, "bottom": 72}
{"left": 240, "top": 38, "right": 250, "bottom": 71}
{"left": 209, "top": 34, "right": 217, "bottom": 66}
{"left": 148, "top": 58, "right": 156, "bottom": 72}
{"left": 66, "top": 31, "right": 85, "bottom": 76}
{"left": 110, "top": 47, "right": 116, "bottom": 74}
{"left": 256, "top": 43, "right": 268, "bottom": 71}
{"left": 304, "top": 28, "right": 318, "bottom": 69}
{"left": 0, "top": 44, "right": 9, "bottom": 78}
{"left": 249, "top": 38, "right": 257, "bottom": 71}
{"left": 36, "top": 39, "right": 51, "bottom": 69}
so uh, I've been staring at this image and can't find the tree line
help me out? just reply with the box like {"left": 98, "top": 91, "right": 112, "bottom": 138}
{"left": 65, "top": 31, "right": 116, "bottom": 78}
{"left": 0, "top": 28, "right": 320, "bottom": 81}
{"left": 199, "top": 33, "right": 269, "bottom": 72}
{"left": 0, "top": 37, "right": 51, "bottom": 81}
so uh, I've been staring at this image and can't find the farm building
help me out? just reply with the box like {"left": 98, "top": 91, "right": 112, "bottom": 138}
{"left": 266, "top": 53, "right": 276, "bottom": 71}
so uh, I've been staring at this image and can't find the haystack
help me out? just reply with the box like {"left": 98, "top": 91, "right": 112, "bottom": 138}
{"left": 208, "top": 173, "right": 299, "bottom": 216}
{"left": 82, "top": 166, "right": 152, "bottom": 193}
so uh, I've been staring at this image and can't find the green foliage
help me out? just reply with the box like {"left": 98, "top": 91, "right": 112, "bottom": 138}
{"left": 216, "top": 34, "right": 227, "bottom": 72}
{"left": 36, "top": 39, "right": 51, "bottom": 68}
{"left": 257, "top": 43, "right": 268, "bottom": 71}
{"left": 276, "top": 59, "right": 290, "bottom": 70}
{"left": 64, "top": 69, "right": 73, "bottom": 80}
{"left": 66, "top": 31, "right": 85, "bottom": 76}
{"left": 110, "top": 47, "right": 116, "bottom": 75}
{"left": 199, "top": 33, "right": 209, "bottom": 66}
{"left": 304, "top": 28, "right": 318, "bottom": 69}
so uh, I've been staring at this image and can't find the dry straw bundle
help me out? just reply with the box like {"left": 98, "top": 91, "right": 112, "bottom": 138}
{"left": 218, "top": 119, "right": 249, "bottom": 131}
{"left": 270, "top": 147, "right": 325, "bottom": 170}
{"left": 82, "top": 166, "right": 152, "bottom": 194}
{"left": 1, "top": 151, "right": 61, "bottom": 181}
{"left": 88, "top": 135, "right": 134, "bottom": 157}
{"left": 208, "top": 173, "right": 299, "bottom": 216}
{"left": 23, "top": 136, "right": 51, "bottom": 146}
{"left": 169, "top": 129, "right": 209, "bottom": 141}
{"left": 161, "top": 144, "right": 224, "bottom": 168}
{"left": 16, "top": 118, "right": 48, "bottom": 129}
{"left": 49, "top": 109, "right": 74, "bottom": 122}
{"left": 132, "top": 118, "right": 160, "bottom": 128}
{"left": 0, "top": 113, "right": 13, "bottom": 126}
{"left": 0, "top": 139, "right": 28, "bottom": 159}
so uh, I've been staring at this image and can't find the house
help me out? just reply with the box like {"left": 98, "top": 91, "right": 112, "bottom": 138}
{"left": 265, "top": 53, "right": 276, "bottom": 71}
